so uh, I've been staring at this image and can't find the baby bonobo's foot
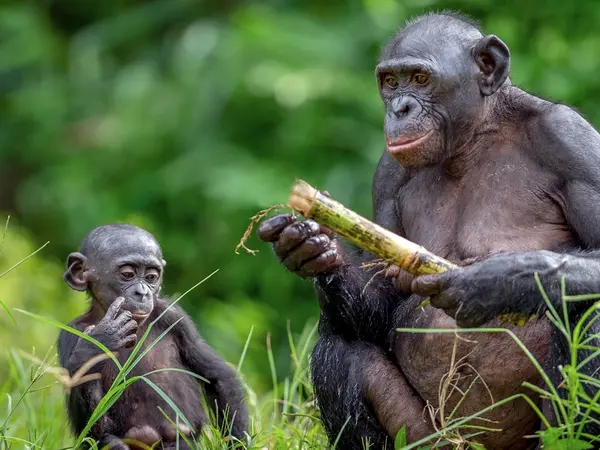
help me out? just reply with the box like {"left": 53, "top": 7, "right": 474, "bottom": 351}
{"left": 100, "top": 434, "right": 131, "bottom": 450}
{"left": 123, "top": 426, "right": 161, "bottom": 448}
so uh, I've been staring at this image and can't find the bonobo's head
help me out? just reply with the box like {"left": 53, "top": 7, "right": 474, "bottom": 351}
{"left": 376, "top": 12, "right": 510, "bottom": 168}
{"left": 64, "top": 224, "right": 166, "bottom": 323}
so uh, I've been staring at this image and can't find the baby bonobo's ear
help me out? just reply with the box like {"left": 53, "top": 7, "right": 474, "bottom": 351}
{"left": 64, "top": 252, "right": 89, "bottom": 292}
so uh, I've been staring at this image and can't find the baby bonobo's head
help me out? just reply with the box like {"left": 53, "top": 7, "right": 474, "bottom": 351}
{"left": 64, "top": 223, "right": 167, "bottom": 323}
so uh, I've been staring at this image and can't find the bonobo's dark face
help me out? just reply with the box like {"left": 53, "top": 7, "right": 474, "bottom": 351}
{"left": 65, "top": 226, "right": 166, "bottom": 323}
{"left": 376, "top": 17, "right": 510, "bottom": 168}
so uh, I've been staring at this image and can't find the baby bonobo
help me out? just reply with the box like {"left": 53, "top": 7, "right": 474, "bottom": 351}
{"left": 57, "top": 224, "right": 248, "bottom": 450}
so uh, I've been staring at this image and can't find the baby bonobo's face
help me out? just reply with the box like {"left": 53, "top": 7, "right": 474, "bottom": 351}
{"left": 64, "top": 225, "right": 166, "bottom": 324}
{"left": 89, "top": 235, "right": 165, "bottom": 323}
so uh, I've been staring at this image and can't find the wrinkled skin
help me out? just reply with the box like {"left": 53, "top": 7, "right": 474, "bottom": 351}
{"left": 58, "top": 224, "right": 249, "bottom": 449}
{"left": 258, "top": 12, "right": 600, "bottom": 450}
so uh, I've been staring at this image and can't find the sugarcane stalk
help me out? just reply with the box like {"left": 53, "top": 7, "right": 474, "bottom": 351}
{"left": 289, "top": 179, "right": 457, "bottom": 276}
{"left": 289, "top": 179, "right": 533, "bottom": 327}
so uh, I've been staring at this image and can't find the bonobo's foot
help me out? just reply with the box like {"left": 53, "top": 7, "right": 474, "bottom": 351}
{"left": 257, "top": 213, "right": 344, "bottom": 278}
{"left": 99, "top": 434, "right": 130, "bottom": 450}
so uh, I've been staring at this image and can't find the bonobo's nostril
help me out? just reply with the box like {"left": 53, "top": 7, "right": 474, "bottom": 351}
{"left": 134, "top": 283, "right": 149, "bottom": 298}
{"left": 392, "top": 96, "right": 412, "bottom": 117}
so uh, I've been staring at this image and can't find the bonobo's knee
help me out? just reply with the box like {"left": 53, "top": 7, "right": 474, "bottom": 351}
{"left": 311, "top": 335, "right": 392, "bottom": 450}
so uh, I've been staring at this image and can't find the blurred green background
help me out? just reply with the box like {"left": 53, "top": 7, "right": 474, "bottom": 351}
{"left": 1, "top": 0, "right": 600, "bottom": 395}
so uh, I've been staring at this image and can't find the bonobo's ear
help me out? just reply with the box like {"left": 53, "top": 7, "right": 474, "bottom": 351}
{"left": 64, "top": 252, "right": 89, "bottom": 292}
{"left": 473, "top": 35, "right": 510, "bottom": 96}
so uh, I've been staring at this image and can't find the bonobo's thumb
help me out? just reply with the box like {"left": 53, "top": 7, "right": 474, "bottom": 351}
{"left": 411, "top": 274, "right": 443, "bottom": 296}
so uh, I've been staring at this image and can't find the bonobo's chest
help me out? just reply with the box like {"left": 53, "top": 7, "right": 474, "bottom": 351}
{"left": 398, "top": 153, "right": 575, "bottom": 261}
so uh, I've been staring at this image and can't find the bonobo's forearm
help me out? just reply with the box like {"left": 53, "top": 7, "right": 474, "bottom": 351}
{"left": 500, "top": 250, "right": 600, "bottom": 316}
{"left": 412, "top": 249, "right": 600, "bottom": 329}
{"left": 314, "top": 245, "right": 405, "bottom": 343}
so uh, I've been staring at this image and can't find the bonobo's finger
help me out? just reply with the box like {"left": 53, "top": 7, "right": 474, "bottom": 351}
{"left": 120, "top": 319, "right": 138, "bottom": 337}
{"left": 297, "top": 249, "right": 342, "bottom": 277}
{"left": 257, "top": 214, "right": 297, "bottom": 242}
{"left": 411, "top": 274, "right": 443, "bottom": 296}
{"left": 114, "top": 309, "right": 133, "bottom": 326}
{"left": 83, "top": 325, "right": 96, "bottom": 335}
{"left": 282, "top": 234, "right": 332, "bottom": 271}
{"left": 121, "top": 333, "right": 138, "bottom": 349}
{"left": 394, "top": 270, "right": 415, "bottom": 293}
{"left": 105, "top": 297, "right": 125, "bottom": 320}
{"left": 429, "top": 289, "right": 459, "bottom": 309}
{"left": 275, "top": 220, "right": 320, "bottom": 258}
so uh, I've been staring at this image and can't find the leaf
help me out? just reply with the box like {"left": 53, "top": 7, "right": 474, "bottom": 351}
{"left": 395, "top": 425, "right": 407, "bottom": 449}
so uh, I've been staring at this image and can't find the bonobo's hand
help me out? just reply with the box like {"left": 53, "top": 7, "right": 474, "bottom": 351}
{"left": 257, "top": 213, "right": 344, "bottom": 278}
{"left": 88, "top": 297, "right": 139, "bottom": 351}
{"left": 410, "top": 251, "right": 561, "bottom": 327}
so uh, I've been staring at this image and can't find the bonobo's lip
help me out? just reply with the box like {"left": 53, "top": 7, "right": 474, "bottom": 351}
{"left": 386, "top": 131, "right": 433, "bottom": 154}
{"left": 130, "top": 312, "right": 151, "bottom": 321}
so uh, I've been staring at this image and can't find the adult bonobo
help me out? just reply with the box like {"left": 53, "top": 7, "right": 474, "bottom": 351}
{"left": 257, "top": 12, "right": 600, "bottom": 450}
{"left": 58, "top": 224, "right": 249, "bottom": 449}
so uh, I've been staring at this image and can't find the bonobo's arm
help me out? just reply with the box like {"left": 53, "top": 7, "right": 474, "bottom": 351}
{"left": 257, "top": 153, "right": 410, "bottom": 343}
{"left": 161, "top": 301, "right": 249, "bottom": 441}
{"left": 411, "top": 104, "right": 600, "bottom": 327}
{"left": 57, "top": 298, "right": 138, "bottom": 447}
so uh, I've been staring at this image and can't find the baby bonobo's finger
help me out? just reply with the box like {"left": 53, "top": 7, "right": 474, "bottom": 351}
{"left": 257, "top": 214, "right": 297, "bottom": 242}
{"left": 275, "top": 220, "right": 320, "bottom": 258}
{"left": 115, "top": 309, "right": 133, "bottom": 326}
{"left": 83, "top": 325, "right": 96, "bottom": 335}
{"left": 298, "top": 249, "right": 342, "bottom": 278}
{"left": 411, "top": 275, "right": 443, "bottom": 297}
{"left": 120, "top": 319, "right": 138, "bottom": 336}
{"left": 282, "top": 234, "right": 332, "bottom": 272}
{"left": 106, "top": 297, "right": 125, "bottom": 320}
{"left": 121, "top": 334, "right": 138, "bottom": 349}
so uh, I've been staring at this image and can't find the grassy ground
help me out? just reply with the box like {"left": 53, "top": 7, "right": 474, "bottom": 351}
{"left": 0, "top": 251, "right": 599, "bottom": 449}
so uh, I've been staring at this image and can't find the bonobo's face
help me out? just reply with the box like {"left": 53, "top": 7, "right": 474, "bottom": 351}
{"left": 65, "top": 226, "right": 166, "bottom": 323}
{"left": 376, "top": 17, "right": 510, "bottom": 168}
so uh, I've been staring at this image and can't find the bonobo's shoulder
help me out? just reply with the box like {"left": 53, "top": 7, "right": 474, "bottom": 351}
{"left": 534, "top": 99, "right": 600, "bottom": 178}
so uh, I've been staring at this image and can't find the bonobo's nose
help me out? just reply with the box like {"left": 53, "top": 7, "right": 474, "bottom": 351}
{"left": 133, "top": 282, "right": 149, "bottom": 300}
{"left": 391, "top": 96, "right": 420, "bottom": 117}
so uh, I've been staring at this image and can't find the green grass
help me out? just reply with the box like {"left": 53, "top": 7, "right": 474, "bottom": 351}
{"left": 0, "top": 245, "right": 599, "bottom": 449}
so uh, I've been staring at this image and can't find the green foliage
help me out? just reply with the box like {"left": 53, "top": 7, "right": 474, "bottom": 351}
{"left": 2, "top": 1, "right": 600, "bottom": 448}
{"left": 4, "top": 0, "right": 600, "bottom": 392}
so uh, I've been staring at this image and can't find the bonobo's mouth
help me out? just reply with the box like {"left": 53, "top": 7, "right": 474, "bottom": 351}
{"left": 130, "top": 312, "right": 151, "bottom": 322}
{"left": 386, "top": 131, "right": 433, "bottom": 155}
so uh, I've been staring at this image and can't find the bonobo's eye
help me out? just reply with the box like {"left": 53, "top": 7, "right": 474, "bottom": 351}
{"left": 145, "top": 268, "right": 160, "bottom": 284}
{"left": 383, "top": 74, "right": 398, "bottom": 89}
{"left": 120, "top": 266, "right": 135, "bottom": 281}
{"left": 412, "top": 72, "right": 430, "bottom": 86}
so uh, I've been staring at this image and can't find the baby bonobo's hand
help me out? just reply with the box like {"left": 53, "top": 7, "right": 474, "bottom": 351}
{"left": 257, "top": 214, "right": 344, "bottom": 278}
{"left": 90, "top": 297, "right": 139, "bottom": 351}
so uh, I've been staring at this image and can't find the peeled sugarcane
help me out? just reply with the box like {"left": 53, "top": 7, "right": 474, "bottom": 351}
{"left": 289, "top": 180, "right": 457, "bottom": 276}
{"left": 289, "top": 180, "right": 531, "bottom": 326}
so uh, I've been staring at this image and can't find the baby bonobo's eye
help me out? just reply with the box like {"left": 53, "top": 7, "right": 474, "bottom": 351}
{"left": 145, "top": 268, "right": 160, "bottom": 284}
{"left": 383, "top": 74, "right": 398, "bottom": 89}
{"left": 120, "top": 266, "right": 135, "bottom": 281}
{"left": 411, "top": 72, "right": 430, "bottom": 86}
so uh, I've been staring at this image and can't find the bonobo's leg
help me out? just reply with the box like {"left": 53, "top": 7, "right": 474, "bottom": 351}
{"left": 161, "top": 441, "right": 192, "bottom": 450}
{"left": 312, "top": 331, "right": 435, "bottom": 450}
{"left": 99, "top": 434, "right": 130, "bottom": 450}
{"left": 259, "top": 214, "right": 432, "bottom": 445}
